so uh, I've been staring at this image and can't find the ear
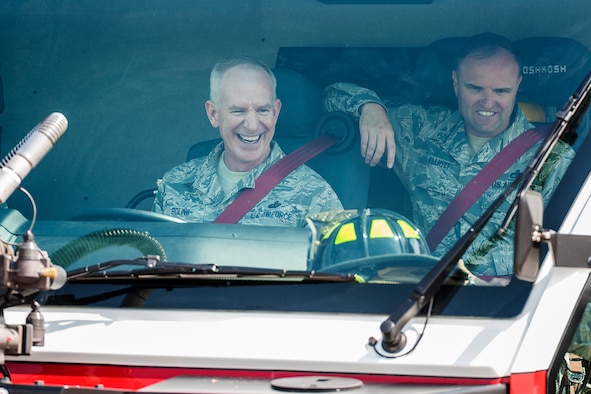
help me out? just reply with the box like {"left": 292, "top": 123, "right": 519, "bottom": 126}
{"left": 452, "top": 70, "right": 459, "bottom": 97}
{"left": 205, "top": 100, "right": 219, "bottom": 127}
{"left": 273, "top": 99, "right": 282, "bottom": 122}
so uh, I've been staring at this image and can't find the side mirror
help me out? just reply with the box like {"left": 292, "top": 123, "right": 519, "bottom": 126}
{"left": 514, "top": 190, "right": 544, "bottom": 282}
{"left": 514, "top": 189, "right": 591, "bottom": 282}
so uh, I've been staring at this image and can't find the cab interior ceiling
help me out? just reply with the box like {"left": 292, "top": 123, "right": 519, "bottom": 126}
{"left": 0, "top": 0, "right": 590, "bottom": 220}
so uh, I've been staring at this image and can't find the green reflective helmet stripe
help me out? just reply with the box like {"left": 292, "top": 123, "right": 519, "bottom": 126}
{"left": 332, "top": 217, "right": 419, "bottom": 245}
{"left": 397, "top": 219, "right": 421, "bottom": 239}
{"left": 369, "top": 219, "right": 395, "bottom": 239}
{"left": 334, "top": 222, "right": 357, "bottom": 244}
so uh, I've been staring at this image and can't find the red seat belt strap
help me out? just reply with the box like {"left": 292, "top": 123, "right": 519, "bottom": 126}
{"left": 425, "top": 125, "right": 552, "bottom": 251}
{"left": 214, "top": 135, "right": 339, "bottom": 224}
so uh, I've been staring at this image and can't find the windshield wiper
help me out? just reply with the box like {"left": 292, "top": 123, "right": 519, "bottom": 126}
{"left": 66, "top": 255, "right": 359, "bottom": 283}
{"left": 372, "top": 69, "right": 591, "bottom": 357}
{"left": 497, "top": 70, "right": 591, "bottom": 233}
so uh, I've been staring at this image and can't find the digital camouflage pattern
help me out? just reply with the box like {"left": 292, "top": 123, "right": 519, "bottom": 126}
{"left": 153, "top": 141, "right": 343, "bottom": 227}
{"left": 324, "top": 82, "right": 575, "bottom": 276}
{"left": 568, "top": 303, "right": 591, "bottom": 361}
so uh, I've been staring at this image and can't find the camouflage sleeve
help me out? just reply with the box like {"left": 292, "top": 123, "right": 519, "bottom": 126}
{"left": 462, "top": 140, "right": 576, "bottom": 276}
{"left": 322, "top": 82, "right": 387, "bottom": 118}
{"left": 532, "top": 140, "right": 576, "bottom": 203}
{"left": 568, "top": 303, "right": 591, "bottom": 360}
{"left": 306, "top": 184, "right": 344, "bottom": 216}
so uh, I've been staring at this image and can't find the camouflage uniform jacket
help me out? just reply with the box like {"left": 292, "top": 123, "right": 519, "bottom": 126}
{"left": 153, "top": 141, "right": 343, "bottom": 227}
{"left": 324, "top": 82, "right": 574, "bottom": 276}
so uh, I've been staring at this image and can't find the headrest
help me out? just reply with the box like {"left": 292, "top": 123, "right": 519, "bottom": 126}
{"left": 413, "top": 36, "right": 466, "bottom": 107}
{"left": 185, "top": 68, "right": 323, "bottom": 162}
{"left": 314, "top": 111, "right": 357, "bottom": 154}
{"left": 413, "top": 35, "right": 591, "bottom": 111}
{"left": 514, "top": 37, "right": 591, "bottom": 107}
{"left": 273, "top": 67, "right": 323, "bottom": 139}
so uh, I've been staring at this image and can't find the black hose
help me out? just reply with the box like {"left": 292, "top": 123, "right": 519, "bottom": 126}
{"left": 49, "top": 228, "right": 167, "bottom": 269}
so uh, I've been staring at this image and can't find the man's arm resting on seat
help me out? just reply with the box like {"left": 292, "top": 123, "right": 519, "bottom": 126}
{"left": 323, "top": 82, "right": 395, "bottom": 168}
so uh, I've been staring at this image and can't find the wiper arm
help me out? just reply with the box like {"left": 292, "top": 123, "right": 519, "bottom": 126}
{"left": 374, "top": 69, "right": 591, "bottom": 357}
{"left": 66, "top": 256, "right": 359, "bottom": 283}
{"left": 374, "top": 177, "right": 519, "bottom": 354}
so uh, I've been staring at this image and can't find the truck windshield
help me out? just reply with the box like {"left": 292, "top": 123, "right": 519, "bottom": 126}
{"left": 0, "top": 0, "right": 590, "bottom": 318}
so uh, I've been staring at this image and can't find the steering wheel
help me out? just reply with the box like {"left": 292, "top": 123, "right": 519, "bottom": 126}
{"left": 66, "top": 208, "right": 187, "bottom": 223}
{"left": 316, "top": 254, "right": 439, "bottom": 283}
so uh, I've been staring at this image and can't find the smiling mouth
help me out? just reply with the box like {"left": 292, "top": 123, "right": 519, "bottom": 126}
{"left": 239, "top": 134, "right": 262, "bottom": 144}
{"left": 477, "top": 110, "right": 496, "bottom": 117}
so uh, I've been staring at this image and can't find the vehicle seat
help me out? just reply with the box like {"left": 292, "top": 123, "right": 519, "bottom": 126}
{"left": 362, "top": 37, "right": 468, "bottom": 219}
{"left": 412, "top": 36, "right": 466, "bottom": 108}
{"left": 515, "top": 37, "right": 591, "bottom": 109}
{"left": 185, "top": 67, "right": 370, "bottom": 209}
{"left": 413, "top": 35, "right": 591, "bottom": 149}
{"left": 514, "top": 36, "right": 591, "bottom": 149}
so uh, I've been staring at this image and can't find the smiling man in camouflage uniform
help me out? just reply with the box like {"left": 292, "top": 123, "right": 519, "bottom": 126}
{"left": 323, "top": 33, "right": 574, "bottom": 276}
{"left": 153, "top": 57, "right": 342, "bottom": 227}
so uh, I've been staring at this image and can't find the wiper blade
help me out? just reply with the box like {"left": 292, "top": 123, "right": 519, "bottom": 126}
{"left": 67, "top": 255, "right": 162, "bottom": 279}
{"left": 66, "top": 256, "right": 359, "bottom": 283}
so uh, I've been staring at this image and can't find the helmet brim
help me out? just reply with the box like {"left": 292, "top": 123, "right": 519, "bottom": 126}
{"left": 316, "top": 253, "right": 439, "bottom": 283}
